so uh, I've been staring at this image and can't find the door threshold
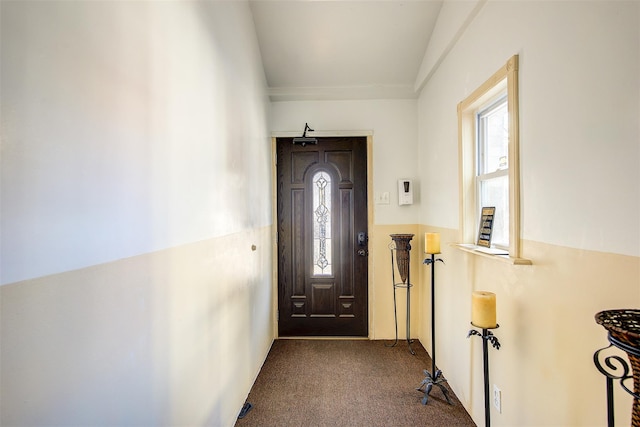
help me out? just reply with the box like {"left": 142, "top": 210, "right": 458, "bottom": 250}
{"left": 278, "top": 336, "right": 370, "bottom": 340}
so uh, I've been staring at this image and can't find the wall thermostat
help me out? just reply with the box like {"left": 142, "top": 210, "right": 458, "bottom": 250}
{"left": 398, "top": 179, "right": 413, "bottom": 205}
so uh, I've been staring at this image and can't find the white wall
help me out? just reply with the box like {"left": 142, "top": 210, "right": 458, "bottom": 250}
{"left": 417, "top": 1, "right": 640, "bottom": 426}
{"left": 271, "top": 99, "right": 420, "bottom": 225}
{"left": 419, "top": 0, "right": 640, "bottom": 257}
{"left": 1, "top": 2, "right": 273, "bottom": 426}
{"left": 1, "top": 0, "right": 272, "bottom": 285}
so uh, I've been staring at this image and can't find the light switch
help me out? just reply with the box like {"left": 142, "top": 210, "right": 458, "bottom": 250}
{"left": 375, "top": 192, "right": 390, "bottom": 205}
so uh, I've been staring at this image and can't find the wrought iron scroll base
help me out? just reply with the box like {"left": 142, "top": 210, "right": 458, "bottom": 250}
{"left": 594, "top": 309, "right": 640, "bottom": 427}
{"left": 593, "top": 335, "right": 640, "bottom": 427}
{"left": 468, "top": 325, "right": 501, "bottom": 427}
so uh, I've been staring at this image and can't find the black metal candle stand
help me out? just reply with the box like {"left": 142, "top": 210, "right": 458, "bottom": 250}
{"left": 416, "top": 254, "right": 451, "bottom": 405}
{"left": 467, "top": 324, "right": 501, "bottom": 427}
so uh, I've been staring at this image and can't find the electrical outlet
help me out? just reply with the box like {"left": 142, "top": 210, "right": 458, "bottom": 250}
{"left": 493, "top": 384, "right": 502, "bottom": 413}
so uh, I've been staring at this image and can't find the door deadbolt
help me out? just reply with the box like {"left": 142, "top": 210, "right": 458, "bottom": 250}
{"left": 357, "top": 232, "right": 367, "bottom": 246}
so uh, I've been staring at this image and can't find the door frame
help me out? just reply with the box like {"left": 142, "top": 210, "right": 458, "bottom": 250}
{"left": 270, "top": 131, "right": 375, "bottom": 338}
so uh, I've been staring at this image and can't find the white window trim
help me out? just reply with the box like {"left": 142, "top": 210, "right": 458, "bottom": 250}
{"left": 457, "top": 55, "right": 531, "bottom": 265}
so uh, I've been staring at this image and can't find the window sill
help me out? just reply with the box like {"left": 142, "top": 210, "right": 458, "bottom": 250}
{"left": 454, "top": 244, "right": 532, "bottom": 265}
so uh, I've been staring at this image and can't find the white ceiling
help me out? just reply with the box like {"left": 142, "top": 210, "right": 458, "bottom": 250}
{"left": 249, "top": 1, "right": 443, "bottom": 101}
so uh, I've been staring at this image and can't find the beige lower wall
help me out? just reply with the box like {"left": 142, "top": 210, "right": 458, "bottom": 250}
{"left": 5, "top": 223, "right": 638, "bottom": 426}
{"left": 416, "top": 226, "right": 640, "bottom": 426}
{"left": 1, "top": 227, "right": 274, "bottom": 427}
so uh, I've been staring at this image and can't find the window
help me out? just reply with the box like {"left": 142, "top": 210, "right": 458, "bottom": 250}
{"left": 458, "top": 55, "right": 528, "bottom": 262}
{"left": 477, "top": 95, "right": 509, "bottom": 249}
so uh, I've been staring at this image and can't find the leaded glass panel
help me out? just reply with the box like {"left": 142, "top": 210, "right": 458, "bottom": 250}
{"left": 312, "top": 171, "right": 332, "bottom": 276}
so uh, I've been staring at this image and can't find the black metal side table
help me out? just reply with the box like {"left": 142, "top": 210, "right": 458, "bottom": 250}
{"left": 594, "top": 309, "right": 640, "bottom": 427}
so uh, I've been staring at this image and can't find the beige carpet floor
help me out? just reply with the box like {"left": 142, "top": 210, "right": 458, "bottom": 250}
{"left": 235, "top": 339, "right": 476, "bottom": 426}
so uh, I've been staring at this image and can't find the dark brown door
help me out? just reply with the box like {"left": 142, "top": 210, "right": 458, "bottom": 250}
{"left": 277, "top": 137, "right": 368, "bottom": 336}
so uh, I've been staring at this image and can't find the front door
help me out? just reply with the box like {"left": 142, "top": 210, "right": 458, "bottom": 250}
{"left": 277, "top": 136, "right": 368, "bottom": 336}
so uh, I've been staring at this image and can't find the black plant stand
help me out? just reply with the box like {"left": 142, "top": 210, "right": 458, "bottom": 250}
{"left": 387, "top": 234, "right": 415, "bottom": 355}
{"left": 594, "top": 309, "right": 640, "bottom": 427}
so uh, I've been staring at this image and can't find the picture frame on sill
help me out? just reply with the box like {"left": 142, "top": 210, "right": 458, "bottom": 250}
{"left": 477, "top": 207, "right": 496, "bottom": 248}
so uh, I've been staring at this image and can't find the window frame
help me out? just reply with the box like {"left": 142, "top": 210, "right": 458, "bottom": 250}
{"left": 457, "top": 55, "right": 526, "bottom": 262}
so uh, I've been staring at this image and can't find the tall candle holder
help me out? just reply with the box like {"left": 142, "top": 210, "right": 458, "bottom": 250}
{"left": 387, "top": 234, "right": 415, "bottom": 354}
{"left": 468, "top": 324, "right": 501, "bottom": 427}
{"left": 417, "top": 244, "right": 451, "bottom": 405}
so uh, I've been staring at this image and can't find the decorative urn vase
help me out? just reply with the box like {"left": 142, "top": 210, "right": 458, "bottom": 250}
{"left": 390, "top": 234, "right": 414, "bottom": 284}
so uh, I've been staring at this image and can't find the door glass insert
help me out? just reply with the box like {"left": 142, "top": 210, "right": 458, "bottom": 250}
{"left": 312, "top": 171, "right": 332, "bottom": 276}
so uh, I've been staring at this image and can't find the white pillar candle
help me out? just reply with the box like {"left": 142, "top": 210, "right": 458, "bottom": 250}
{"left": 425, "top": 232, "right": 441, "bottom": 254}
{"left": 472, "top": 291, "right": 497, "bottom": 328}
